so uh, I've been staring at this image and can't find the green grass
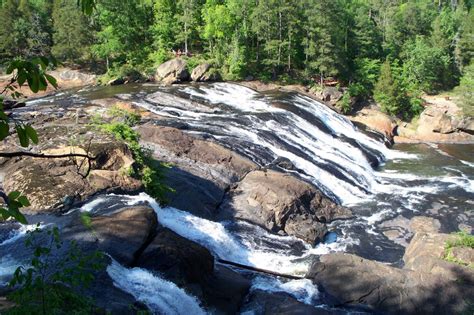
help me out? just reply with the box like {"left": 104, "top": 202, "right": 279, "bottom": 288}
{"left": 444, "top": 231, "right": 474, "bottom": 268}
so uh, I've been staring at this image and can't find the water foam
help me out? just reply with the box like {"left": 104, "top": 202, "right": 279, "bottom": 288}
{"left": 81, "top": 193, "right": 349, "bottom": 276}
{"left": 250, "top": 276, "right": 319, "bottom": 305}
{"left": 107, "top": 259, "right": 206, "bottom": 315}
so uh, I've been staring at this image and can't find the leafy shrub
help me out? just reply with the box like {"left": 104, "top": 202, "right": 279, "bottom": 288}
{"left": 337, "top": 91, "right": 352, "bottom": 114}
{"left": 6, "top": 225, "right": 105, "bottom": 314}
{"left": 93, "top": 106, "right": 173, "bottom": 204}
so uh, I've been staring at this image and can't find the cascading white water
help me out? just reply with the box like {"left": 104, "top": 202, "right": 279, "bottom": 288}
{"left": 79, "top": 193, "right": 354, "bottom": 277}
{"left": 107, "top": 259, "right": 206, "bottom": 315}
{"left": 4, "top": 82, "right": 472, "bottom": 314}
{"left": 139, "top": 82, "right": 472, "bottom": 211}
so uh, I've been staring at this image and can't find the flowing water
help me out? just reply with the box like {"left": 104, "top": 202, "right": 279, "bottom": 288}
{"left": 1, "top": 82, "right": 473, "bottom": 314}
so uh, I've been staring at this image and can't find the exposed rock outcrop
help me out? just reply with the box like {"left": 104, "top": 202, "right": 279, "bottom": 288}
{"left": 64, "top": 206, "right": 158, "bottom": 266}
{"left": 138, "top": 125, "right": 257, "bottom": 218}
{"left": 396, "top": 97, "right": 474, "bottom": 143}
{"left": 191, "top": 63, "right": 221, "bottom": 82}
{"left": 2, "top": 140, "right": 141, "bottom": 214}
{"left": 155, "top": 58, "right": 190, "bottom": 84}
{"left": 136, "top": 227, "right": 214, "bottom": 285}
{"left": 349, "top": 107, "right": 397, "bottom": 141}
{"left": 136, "top": 227, "right": 250, "bottom": 314}
{"left": 308, "top": 216, "right": 474, "bottom": 314}
{"left": 218, "top": 170, "right": 352, "bottom": 244}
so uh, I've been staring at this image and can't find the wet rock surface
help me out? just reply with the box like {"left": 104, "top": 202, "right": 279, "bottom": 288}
{"left": 63, "top": 206, "right": 158, "bottom": 266}
{"left": 240, "top": 290, "right": 335, "bottom": 315}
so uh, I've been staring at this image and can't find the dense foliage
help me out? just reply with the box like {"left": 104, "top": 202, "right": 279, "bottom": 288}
{"left": 0, "top": 0, "right": 473, "bottom": 117}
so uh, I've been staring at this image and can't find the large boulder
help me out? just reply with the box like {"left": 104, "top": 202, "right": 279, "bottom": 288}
{"left": 138, "top": 125, "right": 257, "bottom": 218}
{"left": 135, "top": 227, "right": 250, "bottom": 314}
{"left": 349, "top": 107, "right": 397, "bottom": 141}
{"left": 396, "top": 98, "right": 474, "bottom": 143}
{"left": 155, "top": 58, "right": 190, "bottom": 84}
{"left": 217, "top": 170, "right": 352, "bottom": 244}
{"left": 2, "top": 141, "right": 141, "bottom": 214}
{"left": 191, "top": 63, "right": 221, "bottom": 82}
{"left": 312, "top": 87, "right": 343, "bottom": 107}
{"left": 307, "top": 252, "right": 473, "bottom": 315}
{"left": 308, "top": 218, "right": 474, "bottom": 314}
{"left": 136, "top": 227, "right": 214, "bottom": 286}
{"left": 63, "top": 206, "right": 158, "bottom": 266}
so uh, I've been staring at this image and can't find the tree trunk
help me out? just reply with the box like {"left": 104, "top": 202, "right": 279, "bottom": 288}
{"left": 278, "top": 11, "right": 282, "bottom": 67}
{"left": 288, "top": 31, "right": 291, "bottom": 71}
{"left": 184, "top": 21, "right": 188, "bottom": 54}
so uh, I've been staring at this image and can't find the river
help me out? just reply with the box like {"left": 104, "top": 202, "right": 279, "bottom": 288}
{"left": 1, "top": 82, "right": 473, "bottom": 313}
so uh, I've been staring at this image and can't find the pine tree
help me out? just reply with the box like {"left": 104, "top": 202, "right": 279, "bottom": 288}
{"left": 374, "top": 60, "right": 411, "bottom": 118}
{"left": 0, "top": 0, "right": 29, "bottom": 57}
{"left": 456, "top": 9, "right": 474, "bottom": 72}
{"left": 52, "top": 0, "right": 91, "bottom": 62}
{"left": 304, "top": 0, "right": 345, "bottom": 86}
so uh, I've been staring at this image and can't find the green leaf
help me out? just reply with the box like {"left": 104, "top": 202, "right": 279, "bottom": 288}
{"left": 8, "top": 191, "right": 21, "bottom": 200}
{"left": 18, "top": 196, "right": 30, "bottom": 207}
{"left": 27, "top": 76, "right": 39, "bottom": 93}
{"left": 38, "top": 75, "right": 48, "bottom": 91}
{"left": 0, "top": 208, "right": 11, "bottom": 220}
{"left": 14, "top": 212, "right": 27, "bottom": 224}
{"left": 16, "top": 126, "right": 29, "bottom": 147}
{"left": 39, "top": 57, "right": 49, "bottom": 70}
{"left": 25, "top": 125, "right": 38, "bottom": 144}
{"left": 45, "top": 74, "right": 58, "bottom": 89}
{"left": 17, "top": 71, "right": 27, "bottom": 86}
{"left": 0, "top": 122, "right": 9, "bottom": 141}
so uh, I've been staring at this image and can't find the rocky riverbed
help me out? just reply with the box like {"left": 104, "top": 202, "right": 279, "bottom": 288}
{"left": 0, "top": 81, "right": 473, "bottom": 314}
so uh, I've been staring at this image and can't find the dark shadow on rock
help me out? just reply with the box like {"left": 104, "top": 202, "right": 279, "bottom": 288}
{"left": 163, "top": 165, "right": 226, "bottom": 219}
{"left": 307, "top": 253, "right": 474, "bottom": 315}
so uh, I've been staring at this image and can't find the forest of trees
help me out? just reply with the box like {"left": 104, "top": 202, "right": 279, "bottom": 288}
{"left": 0, "top": 0, "right": 473, "bottom": 119}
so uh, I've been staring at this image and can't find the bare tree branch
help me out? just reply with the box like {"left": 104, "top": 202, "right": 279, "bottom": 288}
{"left": 0, "top": 151, "right": 96, "bottom": 160}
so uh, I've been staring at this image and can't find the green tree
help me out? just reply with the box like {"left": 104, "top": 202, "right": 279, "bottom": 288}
{"left": 150, "top": 0, "right": 178, "bottom": 65}
{"left": 374, "top": 60, "right": 411, "bottom": 118}
{"left": 0, "top": 0, "right": 29, "bottom": 57}
{"left": 303, "top": 0, "right": 345, "bottom": 85}
{"left": 52, "top": 0, "right": 91, "bottom": 62}
{"left": 175, "top": 0, "right": 202, "bottom": 55}
{"left": 456, "top": 9, "right": 474, "bottom": 71}
{"left": 402, "top": 36, "right": 453, "bottom": 93}
{"left": 455, "top": 61, "right": 474, "bottom": 116}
